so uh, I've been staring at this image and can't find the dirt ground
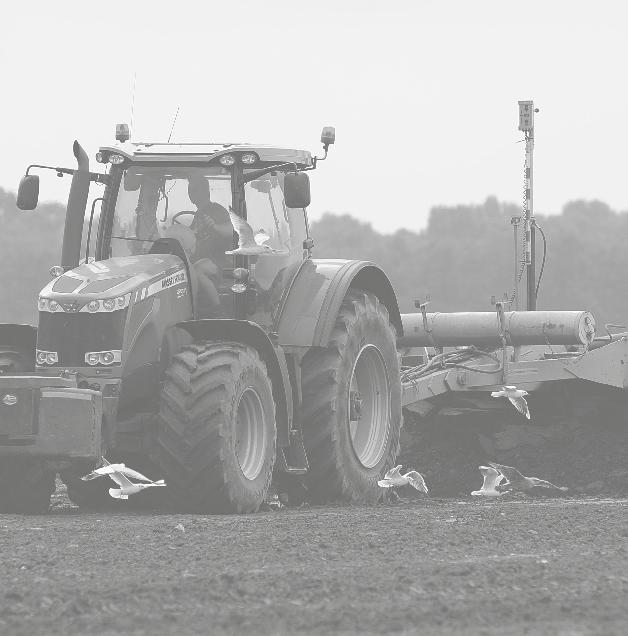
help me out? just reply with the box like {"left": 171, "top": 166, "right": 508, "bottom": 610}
{"left": 0, "top": 488, "right": 627, "bottom": 636}
{"left": 2, "top": 401, "right": 627, "bottom": 636}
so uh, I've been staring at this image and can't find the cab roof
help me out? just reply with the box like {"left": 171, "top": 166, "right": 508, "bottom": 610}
{"left": 98, "top": 141, "right": 313, "bottom": 168}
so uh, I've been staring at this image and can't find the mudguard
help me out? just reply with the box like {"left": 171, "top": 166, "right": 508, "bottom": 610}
{"left": 276, "top": 259, "right": 402, "bottom": 347}
{"left": 172, "top": 319, "right": 293, "bottom": 449}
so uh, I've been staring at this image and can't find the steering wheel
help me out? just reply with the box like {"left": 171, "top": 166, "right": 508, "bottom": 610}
{"left": 171, "top": 210, "right": 199, "bottom": 225}
{"left": 171, "top": 210, "right": 217, "bottom": 243}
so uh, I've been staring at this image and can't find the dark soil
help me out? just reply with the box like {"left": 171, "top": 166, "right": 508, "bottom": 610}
{"left": 1, "top": 389, "right": 627, "bottom": 635}
{"left": 0, "top": 488, "right": 627, "bottom": 635}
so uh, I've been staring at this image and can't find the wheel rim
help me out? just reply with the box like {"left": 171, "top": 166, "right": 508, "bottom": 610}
{"left": 235, "top": 387, "right": 267, "bottom": 480}
{"left": 347, "top": 345, "right": 391, "bottom": 468}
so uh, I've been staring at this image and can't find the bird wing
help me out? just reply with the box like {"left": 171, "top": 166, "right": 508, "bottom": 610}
{"left": 228, "top": 208, "right": 255, "bottom": 248}
{"left": 81, "top": 463, "right": 126, "bottom": 481}
{"left": 108, "top": 470, "right": 135, "bottom": 489}
{"left": 115, "top": 466, "right": 154, "bottom": 483}
{"left": 404, "top": 471, "right": 429, "bottom": 494}
{"left": 254, "top": 230, "right": 271, "bottom": 245}
{"left": 383, "top": 465, "right": 402, "bottom": 480}
{"left": 508, "top": 396, "right": 530, "bottom": 419}
{"left": 488, "top": 462, "right": 526, "bottom": 483}
{"left": 479, "top": 466, "right": 500, "bottom": 491}
{"left": 529, "top": 477, "right": 568, "bottom": 491}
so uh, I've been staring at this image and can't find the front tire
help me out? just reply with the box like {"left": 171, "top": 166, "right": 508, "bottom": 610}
{"left": 0, "top": 460, "right": 55, "bottom": 514}
{"left": 300, "top": 290, "right": 402, "bottom": 503}
{"left": 152, "top": 342, "right": 276, "bottom": 513}
{"left": 0, "top": 349, "right": 54, "bottom": 514}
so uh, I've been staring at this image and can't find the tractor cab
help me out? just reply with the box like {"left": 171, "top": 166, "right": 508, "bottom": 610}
{"left": 94, "top": 140, "right": 316, "bottom": 326}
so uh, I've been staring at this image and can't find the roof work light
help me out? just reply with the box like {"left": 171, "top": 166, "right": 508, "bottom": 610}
{"left": 116, "top": 123, "right": 130, "bottom": 142}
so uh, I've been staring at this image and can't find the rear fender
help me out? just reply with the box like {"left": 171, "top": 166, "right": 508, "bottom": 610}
{"left": 276, "top": 259, "right": 402, "bottom": 347}
{"left": 172, "top": 319, "right": 292, "bottom": 448}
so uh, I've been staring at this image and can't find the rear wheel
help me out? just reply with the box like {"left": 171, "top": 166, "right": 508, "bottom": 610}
{"left": 151, "top": 342, "right": 276, "bottom": 513}
{"left": 300, "top": 290, "right": 402, "bottom": 503}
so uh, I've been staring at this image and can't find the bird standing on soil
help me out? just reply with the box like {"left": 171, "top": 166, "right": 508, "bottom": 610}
{"left": 488, "top": 462, "right": 568, "bottom": 494}
{"left": 225, "top": 208, "right": 288, "bottom": 256}
{"left": 490, "top": 385, "right": 531, "bottom": 419}
{"left": 378, "top": 465, "right": 429, "bottom": 501}
{"left": 81, "top": 459, "right": 166, "bottom": 500}
{"left": 471, "top": 465, "right": 508, "bottom": 497}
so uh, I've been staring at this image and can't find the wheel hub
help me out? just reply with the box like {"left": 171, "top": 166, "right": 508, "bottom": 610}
{"left": 347, "top": 345, "right": 391, "bottom": 468}
{"left": 235, "top": 387, "right": 267, "bottom": 480}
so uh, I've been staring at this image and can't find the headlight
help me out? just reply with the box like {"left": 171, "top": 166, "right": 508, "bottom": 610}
{"left": 85, "top": 350, "right": 122, "bottom": 366}
{"left": 109, "top": 154, "right": 125, "bottom": 165}
{"left": 38, "top": 293, "right": 131, "bottom": 313}
{"left": 241, "top": 152, "right": 258, "bottom": 165}
{"left": 219, "top": 154, "right": 235, "bottom": 167}
{"left": 36, "top": 350, "right": 58, "bottom": 365}
{"left": 80, "top": 294, "right": 131, "bottom": 313}
{"left": 85, "top": 352, "right": 101, "bottom": 366}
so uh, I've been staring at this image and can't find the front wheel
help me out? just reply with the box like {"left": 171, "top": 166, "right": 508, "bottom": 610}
{"left": 151, "top": 342, "right": 276, "bottom": 513}
{"left": 300, "top": 290, "right": 402, "bottom": 503}
{"left": 0, "top": 460, "right": 55, "bottom": 514}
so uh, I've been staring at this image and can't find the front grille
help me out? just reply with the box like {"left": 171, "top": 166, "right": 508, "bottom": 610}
{"left": 37, "top": 310, "right": 127, "bottom": 366}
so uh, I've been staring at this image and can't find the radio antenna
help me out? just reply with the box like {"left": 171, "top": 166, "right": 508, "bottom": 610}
{"left": 129, "top": 72, "right": 137, "bottom": 139}
{"left": 167, "top": 106, "right": 180, "bottom": 143}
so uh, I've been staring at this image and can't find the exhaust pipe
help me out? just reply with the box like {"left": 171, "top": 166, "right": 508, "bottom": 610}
{"left": 61, "top": 141, "right": 90, "bottom": 270}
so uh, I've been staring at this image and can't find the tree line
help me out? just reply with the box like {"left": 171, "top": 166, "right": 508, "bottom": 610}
{"left": 1, "top": 187, "right": 627, "bottom": 328}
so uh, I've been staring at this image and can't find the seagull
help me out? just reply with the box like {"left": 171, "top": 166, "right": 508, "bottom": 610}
{"left": 225, "top": 208, "right": 288, "bottom": 256}
{"left": 471, "top": 465, "right": 507, "bottom": 497}
{"left": 488, "top": 462, "right": 568, "bottom": 494}
{"left": 81, "top": 459, "right": 166, "bottom": 500}
{"left": 490, "top": 385, "right": 531, "bottom": 419}
{"left": 378, "top": 465, "right": 429, "bottom": 494}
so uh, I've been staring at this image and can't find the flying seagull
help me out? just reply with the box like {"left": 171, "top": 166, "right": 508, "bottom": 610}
{"left": 378, "top": 465, "right": 429, "bottom": 494}
{"left": 488, "top": 462, "right": 568, "bottom": 494}
{"left": 490, "top": 385, "right": 531, "bottom": 419}
{"left": 471, "top": 465, "right": 507, "bottom": 497}
{"left": 81, "top": 459, "right": 166, "bottom": 499}
{"left": 225, "top": 208, "right": 288, "bottom": 256}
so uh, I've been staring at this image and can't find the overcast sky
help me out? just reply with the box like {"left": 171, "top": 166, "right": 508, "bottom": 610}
{"left": 2, "top": 1, "right": 627, "bottom": 232}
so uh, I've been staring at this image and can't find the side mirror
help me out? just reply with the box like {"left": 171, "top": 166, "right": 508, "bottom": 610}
{"left": 284, "top": 172, "right": 311, "bottom": 208}
{"left": 16, "top": 174, "right": 40, "bottom": 210}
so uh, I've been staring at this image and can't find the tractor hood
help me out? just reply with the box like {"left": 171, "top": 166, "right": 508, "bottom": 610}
{"left": 39, "top": 254, "right": 187, "bottom": 305}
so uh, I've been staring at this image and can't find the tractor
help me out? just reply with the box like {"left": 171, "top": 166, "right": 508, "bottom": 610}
{"left": 4, "top": 122, "right": 626, "bottom": 514}
{"left": 0, "top": 126, "right": 404, "bottom": 513}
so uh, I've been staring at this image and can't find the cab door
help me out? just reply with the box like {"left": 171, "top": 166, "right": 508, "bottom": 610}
{"left": 242, "top": 173, "right": 309, "bottom": 331}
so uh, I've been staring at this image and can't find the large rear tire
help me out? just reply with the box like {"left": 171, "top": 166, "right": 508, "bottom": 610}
{"left": 151, "top": 342, "right": 276, "bottom": 513}
{"left": 300, "top": 290, "right": 402, "bottom": 503}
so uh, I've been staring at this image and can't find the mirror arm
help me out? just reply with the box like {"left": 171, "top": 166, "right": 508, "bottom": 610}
{"left": 25, "top": 164, "right": 109, "bottom": 185}
{"left": 242, "top": 162, "right": 297, "bottom": 184}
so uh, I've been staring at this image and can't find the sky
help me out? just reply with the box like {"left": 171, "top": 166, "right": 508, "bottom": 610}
{"left": 2, "top": 0, "right": 628, "bottom": 233}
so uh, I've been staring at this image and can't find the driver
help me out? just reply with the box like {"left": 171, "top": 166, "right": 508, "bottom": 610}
{"left": 187, "top": 175, "right": 233, "bottom": 270}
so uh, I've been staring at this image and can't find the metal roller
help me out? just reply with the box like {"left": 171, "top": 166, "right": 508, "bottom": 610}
{"left": 397, "top": 310, "right": 596, "bottom": 348}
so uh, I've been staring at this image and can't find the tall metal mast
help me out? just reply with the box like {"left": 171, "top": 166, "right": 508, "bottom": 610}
{"left": 518, "top": 100, "right": 538, "bottom": 310}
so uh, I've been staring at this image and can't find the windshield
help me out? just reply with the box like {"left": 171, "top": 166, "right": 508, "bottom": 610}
{"left": 109, "top": 166, "right": 234, "bottom": 266}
